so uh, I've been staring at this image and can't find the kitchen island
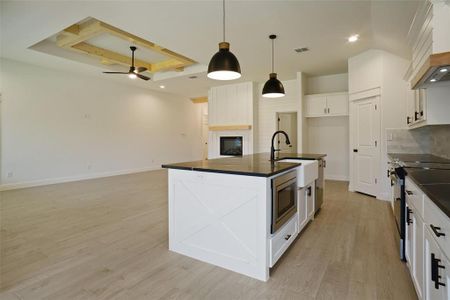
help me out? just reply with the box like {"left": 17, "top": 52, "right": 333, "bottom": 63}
{"left": 162, "top": 153, "right": 325, "bottom": 281}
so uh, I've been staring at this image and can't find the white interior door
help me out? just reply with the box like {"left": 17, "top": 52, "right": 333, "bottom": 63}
{"left": 353, "top": 96, "right": 380, "bottom": 197}
{"left": 277, "top": 112, "right": 297, "bottom": 153}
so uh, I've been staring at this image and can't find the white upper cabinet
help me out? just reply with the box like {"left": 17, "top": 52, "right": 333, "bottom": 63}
{"left": 305, "top": 95, "right": 327, "bottom": 117}
{"left": 406, "top": 85, "right": 450, "bottom": 128}
{"left": 304, "top": 92, "right": 348, "bottom": 117}
{"left": 208, "top": 82, "right": 256, "bottom": 126}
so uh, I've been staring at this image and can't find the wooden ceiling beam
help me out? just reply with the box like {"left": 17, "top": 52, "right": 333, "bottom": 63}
{"left": 190, "top": 97, "right": 208, "bottom": 104}
{"left": 98, "top": 22, "right": 196, "bottom": 66}
{"left": 71, "top": 42, "right": 153, "bottom": 71}
{"left": 151, "top": 59, "right": 186, "bottom": 72}
{"left": 56, "top": 20, "right": 103, "bottom": 48}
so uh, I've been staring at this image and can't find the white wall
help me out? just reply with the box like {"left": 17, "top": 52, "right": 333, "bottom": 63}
{"left": 0, "top": 59, "right": 203, "bottom": 190}
{"left": 347, "top": 50, "right": 409, "bottom": 200}
{"left": 305, "top": 73, "right": 349, "bottom": 181}
{"left": 256, "top": 78, "right": 303, "bottom": 153}
{"left": 305, "top": 73, "right": 348, "bottom": 94}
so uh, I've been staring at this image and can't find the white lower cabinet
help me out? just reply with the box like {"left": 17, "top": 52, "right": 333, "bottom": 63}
{"left": 405, "top": 176, "right": 450, "bottom": 300}
{"left": 269, "top": 215, "right": 298, "bottom": 267}
{"left": 298, "top": 182, "right": 315, "bottom": 232}
{"left": 424, "top": 227, "right": 449, "bottom": 300}
{"left": 406, "top": 198, "right": 424, "bottom": 299}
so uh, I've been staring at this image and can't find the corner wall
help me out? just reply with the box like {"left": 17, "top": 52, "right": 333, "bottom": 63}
{"left": 0, "top": 59, "right": 203, "bottom": 190}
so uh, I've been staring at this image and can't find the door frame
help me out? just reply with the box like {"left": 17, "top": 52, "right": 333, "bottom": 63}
{"left": 276, "top": 111, "right": 298, "bottom": 153}
{"left": 349, "top": 88, "right": 381, "bottom": 198}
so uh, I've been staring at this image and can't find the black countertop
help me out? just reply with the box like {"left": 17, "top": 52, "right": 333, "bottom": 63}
{"left": 388, "top": 153, "right": 450, "bottom": 164}
{"left": 405, "top": 168, "right": 450, "bottom": 218}
{"left": 162, "top": 153, "right": 326, "bottom": 178}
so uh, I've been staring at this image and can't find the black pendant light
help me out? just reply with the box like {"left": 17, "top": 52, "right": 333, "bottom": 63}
{"left": 207, "top": 0, "right": 241, "bottom": 80}
{"left": 262, "top": 35, "right": 285, "bottom": 98}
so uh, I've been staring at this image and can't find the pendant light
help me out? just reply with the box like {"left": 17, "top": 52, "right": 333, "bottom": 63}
{"left": 207, "top": 0, "right": 241, "bottom": 80}
{"left": 262, "top": 35, "right": 285, "bottom": 98}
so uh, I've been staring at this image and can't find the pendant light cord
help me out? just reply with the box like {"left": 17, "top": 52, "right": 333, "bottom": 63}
{"left": 271, "top": 38, "right": 274, "bottom": 73}
{"left": 223, "top": 0, "right": 226, "bottom": 42}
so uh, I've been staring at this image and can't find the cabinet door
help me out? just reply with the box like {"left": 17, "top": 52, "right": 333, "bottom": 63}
{"left": 405, "top": 202, "right": 413, "bottom": 266}
{"left": 306, "top": 185, "right": 314, "bottom": 219}
{"left": 412, "top": 206, "right": 424, "bottom": 299}
{"left": 416, "top": 89, "right": 426, "bottom": 123}
{"left": 298, "top": 188, "right": 308, "bottom": 230}
{"left": 406, "top": 88, "right": 416, "bottom": 126}
{"left": 326, "top": 94, "right": 348, "bottom": 116}
{"left": 305, "top": 95, "right": 327, "bottom": 117}
{"left": 424, "top": 227, "right": 449, "bottom": 300}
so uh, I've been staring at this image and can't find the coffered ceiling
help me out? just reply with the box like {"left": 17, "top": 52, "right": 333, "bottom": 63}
{"left": 0, "top": 0, "right": 420, "bottom": 98}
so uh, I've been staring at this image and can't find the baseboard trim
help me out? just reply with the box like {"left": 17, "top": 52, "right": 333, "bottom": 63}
{"left": 0, "top": 166, "right": 162, "bottom": 191}
{"left": 325, "top": 174, "right": 349, "bottom": 181}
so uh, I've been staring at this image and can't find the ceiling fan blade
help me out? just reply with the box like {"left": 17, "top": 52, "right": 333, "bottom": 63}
{"left": 136, "top": 67, "right": 147, "bottom": 73}
{"left": 103, "top": 72, "right": 129, "bottom": 74}
{"left": 137, "top": 73, "right": 151, "bottom": 81}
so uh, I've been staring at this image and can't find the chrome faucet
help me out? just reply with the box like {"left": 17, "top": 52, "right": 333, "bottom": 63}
{"left": 270, "top": 130, "right": 291, "bottom": 161}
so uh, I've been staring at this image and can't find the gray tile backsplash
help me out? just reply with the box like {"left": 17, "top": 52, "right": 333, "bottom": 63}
{"left": 429, "top": 125, "right": 450, "bottom": 159}
{"left": 387, "top": 125, "right": 450, "bottom": 159}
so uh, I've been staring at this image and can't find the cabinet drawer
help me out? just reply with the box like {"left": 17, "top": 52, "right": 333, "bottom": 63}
{"left": 424, "top": 196, "right": 450, "bottom": 259}
{"left": 269, "top": 214, "right": 298, "bottom": 267}
{"left": 405, "top": 177, "right": 424, "bottom": 217}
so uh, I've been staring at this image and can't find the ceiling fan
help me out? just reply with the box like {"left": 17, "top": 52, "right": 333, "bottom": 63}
{"left": 103, "top": 46, "right": 150, "bottom": 81}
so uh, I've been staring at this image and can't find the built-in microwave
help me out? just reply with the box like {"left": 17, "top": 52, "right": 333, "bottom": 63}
{"left": 271, "top": 170, "right": 297, "bottom": 233}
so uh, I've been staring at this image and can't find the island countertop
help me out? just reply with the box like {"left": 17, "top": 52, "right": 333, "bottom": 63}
{"left": 162, "top": 152, "right": 326, "bottom": 177}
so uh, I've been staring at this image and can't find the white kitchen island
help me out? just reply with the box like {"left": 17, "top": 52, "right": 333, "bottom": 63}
{"left": 162, "top": 153, "right": 325, "bottom": 281}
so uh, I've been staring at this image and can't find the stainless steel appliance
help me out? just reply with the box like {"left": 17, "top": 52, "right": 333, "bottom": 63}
{"left": 315, "top": 159, "right": 325, "bottom": 213}
{"left": 389, "top": 161, "right": 406, "bottom": 261}
{"left": 271, "top": 170, "right": 297, "bottom": 233}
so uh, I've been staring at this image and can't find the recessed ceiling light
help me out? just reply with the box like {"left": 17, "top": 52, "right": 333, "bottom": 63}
{"left": 348, "top": 34, "right": 359, "bottom": 43}
{"left": 159, "top": 85, "right": 165, "bottom": 89}
{"left": 430, "top": 78, "right": 437, "bottom": 82}
{"left": 440, "top": 68, "right": 448, "bottom": 73}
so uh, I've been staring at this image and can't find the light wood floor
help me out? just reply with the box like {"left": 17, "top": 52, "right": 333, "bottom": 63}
{"left": 1, "top": 170, "right": 417, "bottom": 299}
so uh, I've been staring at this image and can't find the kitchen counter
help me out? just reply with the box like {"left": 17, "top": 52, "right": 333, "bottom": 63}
{"left": 388, "top": 153, "right": 450, "bottom": 164}
{"left": 405, "top": 168, "right": 450, "bottom": 218}
{"left": 162, "top": 152, "right": 326, "bottom": 177}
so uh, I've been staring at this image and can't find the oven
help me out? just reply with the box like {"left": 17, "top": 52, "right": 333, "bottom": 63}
{"left": 389, "top": 163, "right": 406, "bottom": 261}
{"left": 271, "top": 170, "right": 297, "bottom": 233}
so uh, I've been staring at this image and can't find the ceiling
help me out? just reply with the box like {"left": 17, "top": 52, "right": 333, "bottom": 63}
{"left": 0, "top": 0, "right": 420, "bottom": 98}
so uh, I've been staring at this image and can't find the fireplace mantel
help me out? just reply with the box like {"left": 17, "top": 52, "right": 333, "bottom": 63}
{"left": 209, "top": 125, "right": 252, "bottom": 131}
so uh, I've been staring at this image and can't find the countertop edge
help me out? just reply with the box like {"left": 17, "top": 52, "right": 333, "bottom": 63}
{"left": 406, "top": 173, "right": 450, "bottom": 218}
{"left": 162, "top": 163, "right": 301, "bottom": 177}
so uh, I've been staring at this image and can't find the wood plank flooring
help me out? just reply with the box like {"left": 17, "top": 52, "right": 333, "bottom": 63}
{"left": 0, "top": 170, "right": 417, "bottom": 299}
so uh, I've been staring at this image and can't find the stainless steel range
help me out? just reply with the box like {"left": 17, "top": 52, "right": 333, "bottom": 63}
{"left": 388, "top": 160, "right": 406, "bottom": 261}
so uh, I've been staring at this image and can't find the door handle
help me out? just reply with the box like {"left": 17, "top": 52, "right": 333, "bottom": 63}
{"left": 353, "top": 149, "right": 358, "bottom": 153}
{"left": 430, "top": 224, "right": 446, "bottom": 237}
{"left": 406, "top": 208, "right": 413, "bottom": 225}
{"left": 431, "top": 253, "right": 446, "bottom": 289}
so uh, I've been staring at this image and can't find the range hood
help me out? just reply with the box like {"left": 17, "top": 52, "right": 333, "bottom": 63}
{"left": 412, "top": 52, "right": 450, "bottom": 89}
